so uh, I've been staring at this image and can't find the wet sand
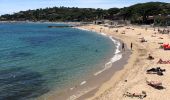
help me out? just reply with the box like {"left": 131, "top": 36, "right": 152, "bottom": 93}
{"left": 37, "top": 25, "right": 131, "bottom": 100}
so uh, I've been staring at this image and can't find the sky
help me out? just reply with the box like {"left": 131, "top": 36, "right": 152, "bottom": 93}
{"left": 0, "top": 0, "right": 169, "bottom": 15}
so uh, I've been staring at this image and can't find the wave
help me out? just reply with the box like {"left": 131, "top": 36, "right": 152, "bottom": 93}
{"left": 76, "top": 27, "right": 122, "bottom": 76}
{"left": 80, "top": 81, "right": 87, "bottom": 85}
{"left": 67, "top": 27, "right": 122, "bottom": 100}
{"left": 76, "top": 27, "right": 91, "bottom": 32}
{"left": 94, "top": 36, "right": 122, "bottom": 76}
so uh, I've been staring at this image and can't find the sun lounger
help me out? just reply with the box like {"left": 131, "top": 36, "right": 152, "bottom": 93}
{"left": 123, "top": 91, "right": 147, "bottom": 99}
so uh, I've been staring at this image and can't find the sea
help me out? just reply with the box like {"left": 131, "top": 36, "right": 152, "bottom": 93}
{"left": 0, "top": 22, "right": 120, "bottom": 100}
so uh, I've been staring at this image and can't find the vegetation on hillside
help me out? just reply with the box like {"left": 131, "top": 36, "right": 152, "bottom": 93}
{"left": 0, "top": 2, "right": 170, "bottom": 25}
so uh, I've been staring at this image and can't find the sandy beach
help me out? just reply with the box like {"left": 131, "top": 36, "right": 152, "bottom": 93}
{"left": 37, "top": 24, "right": 131, "bottom": 100}
{"left": 78, "top": 24, "right": 170, "bottom": 100}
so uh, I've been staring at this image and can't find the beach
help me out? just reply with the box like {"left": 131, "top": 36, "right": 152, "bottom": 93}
{"left": 1, "top": 1, "right": 170, "bottom": 100}
{"left": 37, "top": 24, "right": 131, "bottom": 100}
{"left": 1, "top": 22, "right": 169, "bottom": 100}
{"left": 77, "top": 24, "right": 170, "bottom": 100}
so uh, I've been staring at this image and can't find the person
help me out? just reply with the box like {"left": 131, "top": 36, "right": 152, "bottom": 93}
{"left": 148, "top": 54, "right": 154, "bottom": 60}
{"left": 122, "top": 42, "right": 125, "bottom": 51}
{"left": 131, "top": 42, "right": 133, "bottom": 50}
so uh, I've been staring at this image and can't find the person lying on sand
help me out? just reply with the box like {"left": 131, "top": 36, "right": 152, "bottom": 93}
{"left": 123, "top": 91, "right": 147, "bottom": 99}
{"left": 157, "top": 59, "right": 170, "bottom": 64}
{"left": 146, "top": 80, "right": 165, "bottom": 90}
{"left": 146, "top": 67, "right": 165, "bottom": 76}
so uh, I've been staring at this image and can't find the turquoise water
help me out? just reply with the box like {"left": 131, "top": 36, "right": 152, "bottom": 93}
{"left": 0, "top": 23, "right": 115, "bottom": 100}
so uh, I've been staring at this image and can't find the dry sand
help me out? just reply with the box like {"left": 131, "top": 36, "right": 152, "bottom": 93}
{"left": 79, "top": 25, "right": 170, "bottom": 100}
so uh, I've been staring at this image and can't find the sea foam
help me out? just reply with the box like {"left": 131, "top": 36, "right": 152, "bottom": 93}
{"left": 94, "top": 36, "right": 122, "bottom": 76}
{"left": 76, "top": 27, "right": 122, "bottom": 76}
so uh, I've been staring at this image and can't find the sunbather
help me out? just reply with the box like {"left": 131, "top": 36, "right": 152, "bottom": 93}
{"left": 146, "top": 80, "right": 164, "bottom": 90}
{"left": 123, "top": 91, "right": 147, "bottom": 99}
{"left": 147, "top": 67, "right": 165, "bottom": 72}
{"left": 146, "top": 67, "right": 165, "bottom": 76}
{"left": 157, "top": 59, "right": 170, "bottom": 64}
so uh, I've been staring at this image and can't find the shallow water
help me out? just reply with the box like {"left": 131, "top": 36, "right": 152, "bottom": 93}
{"left": 0, "top": 22, "right": 115, "bottom": 100}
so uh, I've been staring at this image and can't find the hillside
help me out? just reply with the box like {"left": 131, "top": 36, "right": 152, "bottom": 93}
{"left": 0, "top": 2, "right": 170, "bottom": 25}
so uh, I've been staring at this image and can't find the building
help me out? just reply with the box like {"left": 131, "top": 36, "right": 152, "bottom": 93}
{"left": 93, "top": 20, "right": 104, "bottom": 25}
{"left": 94, "top": 19, "right": 130, "bottom": 26}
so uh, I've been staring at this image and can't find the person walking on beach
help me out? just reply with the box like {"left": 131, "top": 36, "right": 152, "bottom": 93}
{"left": 122, "top": 42, "right": 125, "bottom": 51}
{"left": 131, "top": 42, "right": 133, "bottom": 50}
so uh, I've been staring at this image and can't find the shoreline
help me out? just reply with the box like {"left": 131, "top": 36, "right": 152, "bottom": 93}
{"left": 81, "top": 24, "right": 170, "bottom": 100}
{"left": 76, "top": 27, "right": 124, "bottom": 76}
{"left": 38, "top": 23, "right": 170, "bottom": 100}
{"left": 75, "top": 25, "right": 132, "bottom": 100}
{"left": 37, "top": 25, "right": 131, "bottom": 100}
{"left": 85, "top": 25, "right": 137, "bottom": 100}
{"left": 65, "top": 26, "right": 131, "bottom": 100}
